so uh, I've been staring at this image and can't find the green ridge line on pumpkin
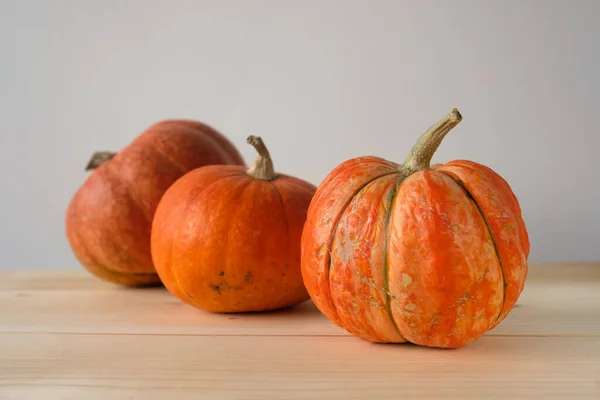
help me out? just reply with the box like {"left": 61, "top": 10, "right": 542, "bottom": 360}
{"left": 169, "top": 173, "right": 250, "bottom": 306}
{"left": 437, "top": 171, "right": 506, "bottom": 325}
{"left": 324, "top": 170, "right": 399, "bottom": 327}
{"left": 307, "top": 158, "right": 393, "bottom": 222}
{"left": 382, "top": 174, "right": 408, "bottom": 342}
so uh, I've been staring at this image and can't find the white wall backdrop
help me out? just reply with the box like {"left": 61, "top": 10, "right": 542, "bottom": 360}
{"left": 1, "top": 0, "right": 599, "bottom": 269}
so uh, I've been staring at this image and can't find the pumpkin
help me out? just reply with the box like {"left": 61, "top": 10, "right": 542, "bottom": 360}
{"left": 300, "top": 109, "right": 529, "bottom": 348}
{"left": 65, "top": 120, "right": 245, "bottom": 287}
{"left": 151, "top": 135, "right": 316, "bottom": 313}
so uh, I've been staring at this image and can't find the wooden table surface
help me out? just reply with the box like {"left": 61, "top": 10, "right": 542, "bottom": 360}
{"left": 1, "top": 263, "right": 599, "bottom": 399}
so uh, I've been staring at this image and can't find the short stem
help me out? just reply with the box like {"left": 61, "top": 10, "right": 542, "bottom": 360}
{"left": 402, "top": 108, "right": 462, "bottom": 172}
{"left": 85, "top": 152, "right": 116, "bottom": 171}
{"left": 246, "top": 136, "right": 278, "bottom": 181}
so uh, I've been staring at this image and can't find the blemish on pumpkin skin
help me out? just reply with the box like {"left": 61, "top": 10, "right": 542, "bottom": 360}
{"left": 405, "top": 303, "right": 417, "bottom": 311}
{"left": 456, "top": 312, "right": 485, "bottom": 321}
{"left": 368, "top": 296, "right": 384, "bottom": 310}
{"left": 335, "top": 251, "right": 382, "bottom": 294}
{"left": 329, "top": 253, "right": 405, "bottom": 301}
{"left": 219, "top": 271, "right": 225, "bottom": 277}
{"left": 244, "top": 271, "right": 253, "bottom": 283}
{"left": 211, "top": 280, "right": 242, "bottom": 295}
{"left": 453, "top": 293, "right": 479, "bottom": 306}
{"left": 317, "top": 244, "right": 328, "bottom": 256}
{"left": 339, "top": 203, "right": 378, "bottom": 304}
{"left": 229, "top": 283, "right": 243, "bottom": 291}
{"left": 354, "top": 245, "right": 380, "bottom": 270}
{"left": 401, "top": 273, "right": 412, "bottom": 287}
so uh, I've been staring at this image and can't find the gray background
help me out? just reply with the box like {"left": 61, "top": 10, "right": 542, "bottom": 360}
{"left": 1, "top": 0, "right": 598, "bottom": 270}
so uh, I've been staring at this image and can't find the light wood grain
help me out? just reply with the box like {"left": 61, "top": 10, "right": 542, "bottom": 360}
{"left": 2, "top": 264, "right": 599, "bottom": 337}
{"left": 1, "top": 263, "right": 599, "bottom": 399}
{"left": 2, "top": 333, "right": 599, "bottom": 399}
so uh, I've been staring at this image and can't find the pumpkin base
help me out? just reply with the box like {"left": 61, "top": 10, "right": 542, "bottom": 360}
{"left": 184, "top": 296, "right": 311, "bottom": 314}
{"left": 171, "top": 273, "right": 311, "bottom": 314}
{"left": 83, "top": 263, "right": 163, "bottom": 287}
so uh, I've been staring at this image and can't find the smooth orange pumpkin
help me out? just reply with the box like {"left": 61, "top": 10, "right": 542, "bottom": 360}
{"left": 151, "top": 136, "right": 316, "bottom": 312}
{"left": 301, "top": 109, "right": 529, "bottom": 348}
{"left": 65, "top": 120, "right": 245, "bottom": 287}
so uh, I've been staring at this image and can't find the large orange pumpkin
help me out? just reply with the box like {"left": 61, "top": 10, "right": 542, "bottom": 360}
{"left": 301, "top": 109, "right": 529, "bottom": 348}
{"left": 65, "top": 120, "right": 245, "bottom": 287}
{"left": 151, "top": 136, "right": 316, "bottom": 313}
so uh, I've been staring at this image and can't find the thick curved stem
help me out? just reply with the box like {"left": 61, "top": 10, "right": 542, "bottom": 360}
{"left": 246, "top": 136, "right": 278, "bottom": 181}
{"left": 85, "top": 152, "right": 117, "bottom": 171}
{"left": 402, "top": 108, "right": 462, "bottom": 173}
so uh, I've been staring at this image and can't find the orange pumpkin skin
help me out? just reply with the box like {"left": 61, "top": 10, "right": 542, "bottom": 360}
{"left": 65, "top": 120, "right": 245, "bottom": 287}
{"left": 151, "top": 137, "right": 316, "bottom": 313}
{"left": 300, "top": 109, "right": 530, "bottom": 348}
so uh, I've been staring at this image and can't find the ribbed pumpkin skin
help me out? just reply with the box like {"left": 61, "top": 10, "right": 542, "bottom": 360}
{"left": 65, "top": 120, "right": 245, "bottom": 286}
{"left": 151, "top": 165, "right": 316, "bottom": 313}
{"left": 301, "top": 155, "right": 529, "bottom": 349}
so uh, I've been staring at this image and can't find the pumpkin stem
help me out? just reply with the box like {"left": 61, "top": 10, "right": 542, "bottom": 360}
{"left": 85, "top": 152, "right": 117, "bottom": 171}
{"left": 246, "top": 136, "right": 278, "bottom": 181}
{"left": 402, "top": 108, "right": 462, "bottom": 173}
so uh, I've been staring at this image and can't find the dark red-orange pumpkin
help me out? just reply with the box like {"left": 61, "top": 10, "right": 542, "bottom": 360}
{"left": 301, "top": 109, "right": 530, "bottom": 348}
{"left": 65, "top": 120, "right": 245, "bottom": 286}
{"left": 151, "top": 136, "right": 316, "bottom": 313}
